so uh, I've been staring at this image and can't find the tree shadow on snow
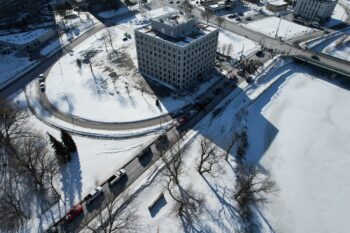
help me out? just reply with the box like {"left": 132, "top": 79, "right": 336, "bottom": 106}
{"left": 60, "top": 151, "right": 83, "bottom": 209}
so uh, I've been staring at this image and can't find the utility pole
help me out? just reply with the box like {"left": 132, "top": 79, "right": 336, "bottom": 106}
{"left": 275, "top": 17, "right": 282, "bottom": 38}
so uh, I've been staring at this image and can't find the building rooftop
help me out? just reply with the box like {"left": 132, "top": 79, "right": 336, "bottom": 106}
{"left": 137, "top": 23, "right": 217, "bottom": 47}
{"left": 154, "top": 13, "right": 189, "bottom": 27}
{"left": 0, "top": 28, "right": 51, "bottom": 45}
{"left": 268, "top": 0, "right": 287, "bottom": 6}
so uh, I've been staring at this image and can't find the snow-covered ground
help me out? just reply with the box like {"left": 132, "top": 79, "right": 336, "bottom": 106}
{"left": 218, "top": 29, "right": 260, "bottom": 59}
{"left": 10, "top": 90, "right": 160, "bottom": 231}
{"left": 307, "top": 27, "right": 350, "bottom": 62}
{"left": 41, "top": 11, "right": 99, "bottom": 56}
{"left": 87, "top": 60, "right": 350, "bottom": 233}
{"left": 244, "top": 16, "right": 316, "bottom": 40}
{"left": 44, "top": 8, "right": 255, "bottom": 123}
{"left": 0, "top": 52, "right": 34, "bottom": 87}
{"left": 246, "top": 66, "right": 350, "bottom": 233}
{"left": 44, "top": 25, "right": 190, "bottom": 123}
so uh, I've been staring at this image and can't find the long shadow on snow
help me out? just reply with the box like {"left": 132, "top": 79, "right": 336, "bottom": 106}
{"left": 60, "top": 151, "right": 83, "bottom": 209}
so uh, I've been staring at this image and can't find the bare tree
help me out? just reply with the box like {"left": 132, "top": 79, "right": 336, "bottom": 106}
{"left": 201, "top": 10, "right": 212, "bottom": 24}
{"left": 223, "top": 132, "right": 237, "bottom": 161}
{"left": 0, "top": 98, "right": 30, "bottom": 155}
{"left": 234, "top": 165, "right": 276, "bottom": 218}
{"left": 105, "top": 28, "right": 117, "bottom": 56}
{"left": 172, "top": 185, "right": 204, "bottom": 224}
{"left": 226, "top": 43, "right": 233, "bottom": 57}
{"left": 215, "top": 16, "right": 225, "bottom": 28}
{"left": 160, "top": 147, "right": 183, "bottom": 187}
{"left": 87, "top": 194, "right": 139, "bottom": 233}
{"left": 11, "top": 136, "right": 59, "bottom": 196}
{"left": 0, "top": 177, "right": 27, "bottom": 232}
{"left": 221, "top": 43, "right": 227, "bottom": 55}
{"left": 197, "top": 138, "right": 221, "bottom": 176}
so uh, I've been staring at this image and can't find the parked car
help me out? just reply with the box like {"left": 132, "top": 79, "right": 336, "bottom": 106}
{"left": 40, "top": 82, "right": 45, "bottom": 92}
{"left": 188, "top": 109, "right": 198, "bottom": 118}
{"left": 169, "top": 0, "right": 174, "bottom": 3}
{"left": 236, "top": 17, "right": 242, "bottom": 22}
{"left": 255, "top": 50, "right": 264, "bottom": 57}
{"left": 228, "top": 14, "right": 238, "bottom": 19}
{"left": 238, "top": 12, "right": 244, "bottom": 16}
{"left": 311, "top": 55, "right": 320, "bottom": 60}
{"left": 178, "top": 116, "right": 188, "bottom": 124}
{"left": 107, "top": 169, "right": 126, "bottom": 187}
{"left": 245, "top": 16, "right": 252, "bottom": 21}
{"left": 85, "top": 186, "right": 103, "bottom": 205}
{"left": 245, "top": 76, "right": 253, "bottom": 84}
{"left": 213, "top": 87, "right": 221, "bottom": 95}
{"left": 65, "top": 204, "right": 83, "bottom": 224}
{"left": 38, "top": 73, "right": 45, "bottom": 82}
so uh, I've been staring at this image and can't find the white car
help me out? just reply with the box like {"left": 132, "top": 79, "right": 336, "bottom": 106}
{"left": 39, "top": 82, "right": 45, "bottom": 92}
{"left": 38, "top": 73, "right": 45, "bottom": 82}
{"left": 86, "top": 186, "right": 103, "bottom": 205}
{"left": 107, "top": 169, "right": 126, "bottom": 187}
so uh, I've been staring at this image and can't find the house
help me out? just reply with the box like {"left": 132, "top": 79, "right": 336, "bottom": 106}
{"left": 0, "top": 28, "right": 56, "bottom": 52}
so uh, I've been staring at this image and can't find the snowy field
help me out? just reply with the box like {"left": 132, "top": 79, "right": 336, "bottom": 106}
{"left": 307, "top": 27, "right": 350, "bottom": 62}
{"left": 244, "top": 17, "right": 316, "bottom": 40}
{"left": 44, "top": 8, "right": 255, "bottom": 123}
{"left": 88, "top": 61, "right": 350, "bottom": 233}
{"left": 218, "top": 29, "right": 260, "bottom": 59}
{"left": 45, "top": 25, "right": 190, "bottom": 123}
{"left": 246, "top": 66, "right": 350, "bottom": 233}
{"left": 0, "top": 53, "right": 34, "bottom": 86}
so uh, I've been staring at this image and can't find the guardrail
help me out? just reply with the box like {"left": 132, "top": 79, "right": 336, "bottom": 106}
{"left": 293, "top": 55, "right": 350, "bottom": 77}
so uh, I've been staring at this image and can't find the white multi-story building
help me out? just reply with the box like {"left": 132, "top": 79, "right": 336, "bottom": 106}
{"left": 293, "top": 0, "right": 338, "bottom": 22}
{"left": 135, "top": 13, "right": 219, "bottom": 89}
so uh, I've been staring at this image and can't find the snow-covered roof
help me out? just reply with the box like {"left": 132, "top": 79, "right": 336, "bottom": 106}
{"left": 138, "top": 24, "right": 218, "bottom": 47}
{"left": 0, "top": 28, "right": 52, "bottom": 45}
{"left": 268, "top": 0, "right": 288, "bottom": 6}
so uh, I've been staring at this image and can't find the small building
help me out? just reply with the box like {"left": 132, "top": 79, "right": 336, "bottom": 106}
{"left": 266, "top": 0, "right": 288, "bottom": 12}
{"left": 135, "top": 12, "right": 219, "bottom": 89}
{"left": 205, "top": 0, "right": 242, "bottom": 13}
{"left": 0, "top": 28, "right": 56, "bottom": 52}
{"left": 244, "top": 0, "right": 260, "bottom": 3}
{"left": 205, "top": 2, "right": 226, "bottom": 13}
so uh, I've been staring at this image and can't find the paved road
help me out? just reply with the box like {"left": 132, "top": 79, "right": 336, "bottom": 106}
{"left": 51, "top": 73, "right": 238, "bottom": 232}
{"left": 30, "top": 74, "right": 224, "bottom": 131}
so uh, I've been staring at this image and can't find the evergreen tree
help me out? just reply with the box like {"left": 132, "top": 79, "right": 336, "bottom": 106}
{"left": 48, "top": 133, "right": 70, "bottom": 163}
{"left": 60, "top": 129, "right": 77, "bottom": 153}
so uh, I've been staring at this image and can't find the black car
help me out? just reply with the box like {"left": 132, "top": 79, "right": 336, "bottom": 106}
{"left": 311, "top": 55, "right": 320, "bottom": 61}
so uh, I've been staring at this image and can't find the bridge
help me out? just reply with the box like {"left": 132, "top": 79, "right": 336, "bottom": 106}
{"left": 293, "top": 54, "right": 350, "bottom": 78}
